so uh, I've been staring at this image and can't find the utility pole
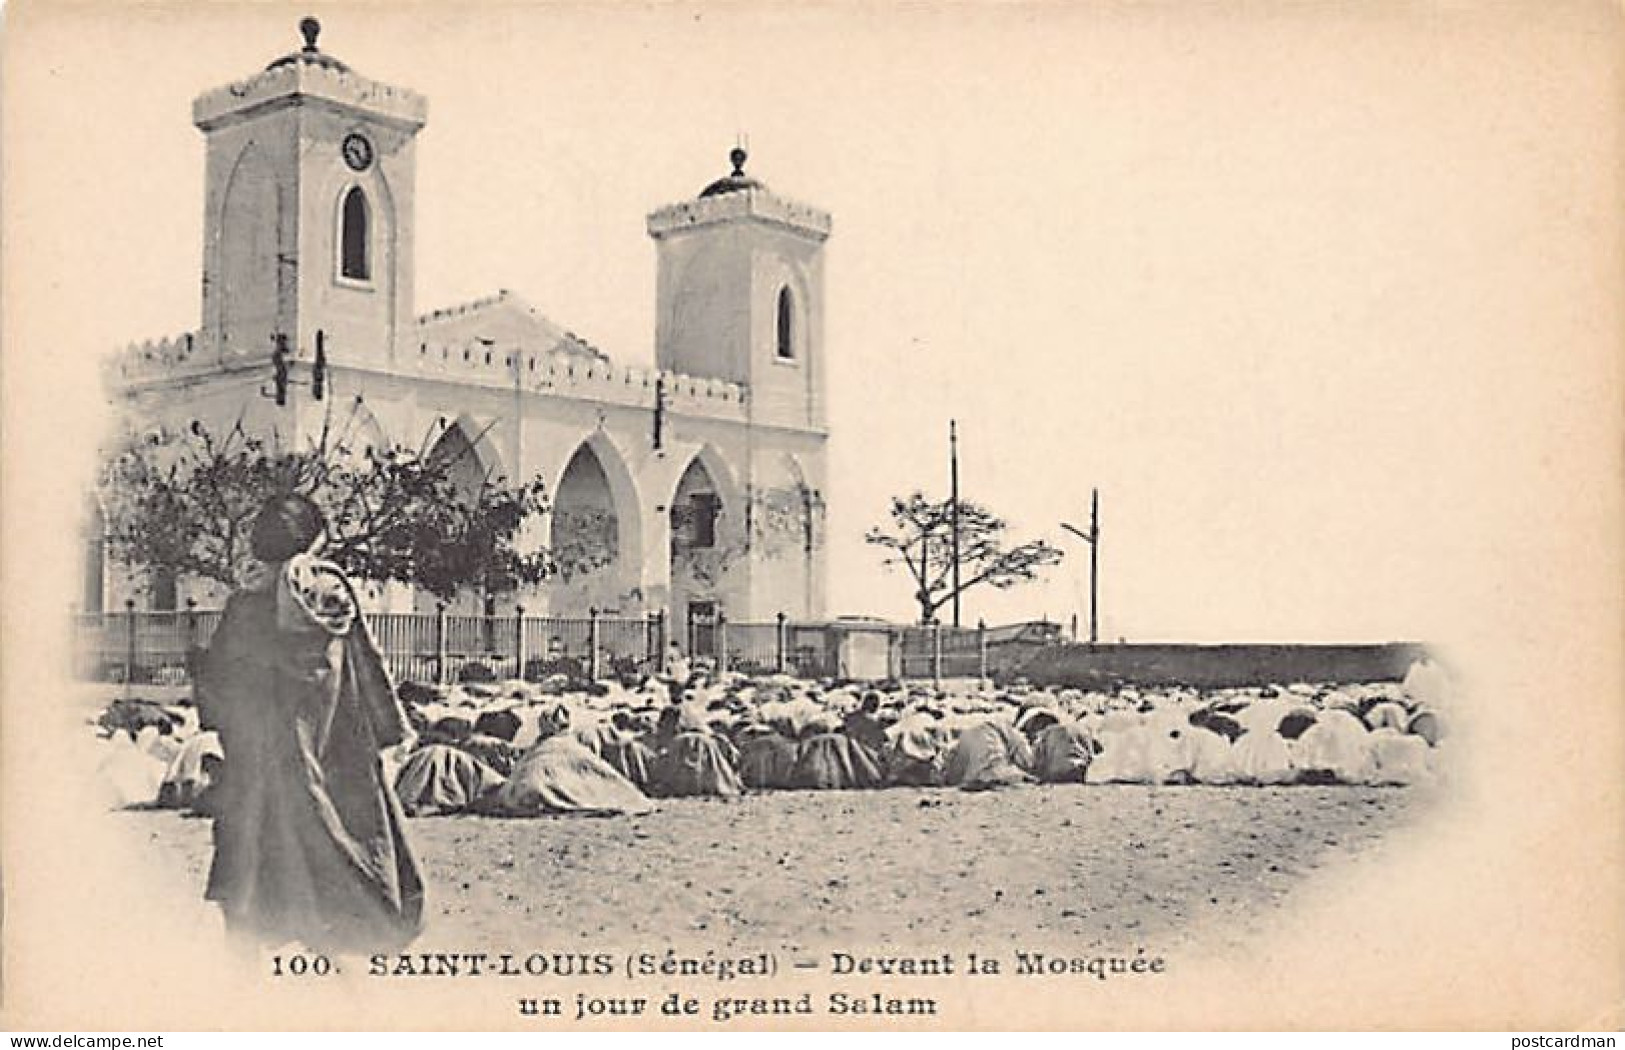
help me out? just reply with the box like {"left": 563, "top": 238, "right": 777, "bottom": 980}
{"left": 950, "top": 419, "right": 961, "bottom": 628}
{"left": 1061, "top": 487, "right": 1100, "bottom": 647}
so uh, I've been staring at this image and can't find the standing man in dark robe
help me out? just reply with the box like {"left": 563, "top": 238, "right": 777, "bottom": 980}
{"left": 196, "top": 494, "right": 425, "bottom": 953}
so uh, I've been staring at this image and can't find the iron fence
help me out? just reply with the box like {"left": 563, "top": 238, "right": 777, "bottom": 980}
{"left": 897, "top": 624, "right": 985, "bottom": 680}
{"left": 74, "top": 605, "right": 1027, "bottom": 687}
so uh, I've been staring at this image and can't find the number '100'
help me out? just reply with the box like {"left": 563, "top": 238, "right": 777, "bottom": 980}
{"left": 271, "top": 954, "right": 333, "bottom": 977}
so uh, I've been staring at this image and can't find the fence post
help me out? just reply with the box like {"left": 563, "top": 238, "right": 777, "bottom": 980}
{"left": 123, "top": 598, "right": 137, "bottom": 693}
{"left": 588, "top": 607, "right": 602, "bottom": 681}
{"left": 434, "top": 602, "right": 448, "bottom": 687}
{"left": 514, "top": 604, "right": 527, "bottom": 681}
{"left": 716, "top": 611, "right": 729, "bottom": 676}
{"left": 654, "top": 609, "right": 667, "bottom": 665}
{"left": 183, "top": 598, "right": 200, "bottom": 685}
{"left": 930, "top": 621, "right": 943, "bottom": 685}
{"left": 977, "top": 618, "right": 989, "bottom": 681}
{"left": 775, "top": 612, "right": 788, "bottom": 674}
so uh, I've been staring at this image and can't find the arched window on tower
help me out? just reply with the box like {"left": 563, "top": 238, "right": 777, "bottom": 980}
{"left": 776, "top": 285, "right": 796, "bottom": 360}
{"left": 340, "top": 186, "right": 370, "bottom": 281}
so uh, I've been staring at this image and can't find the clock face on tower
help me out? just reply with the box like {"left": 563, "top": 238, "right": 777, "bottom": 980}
{"left": 342, "top": 133, "right": 374, "bottom": 172}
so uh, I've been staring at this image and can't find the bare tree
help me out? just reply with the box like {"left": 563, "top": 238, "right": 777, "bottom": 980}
{"left": 866, "top": 491, "right": 1063, "bottom": 624}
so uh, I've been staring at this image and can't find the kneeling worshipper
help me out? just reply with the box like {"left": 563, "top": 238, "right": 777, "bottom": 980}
{"left": 1027, "top": 712, "right": 1097, "bottom": 784}
{"left": 584, "top": 712, "right": 657, "bottom": 790}
{"left": 1179, "top": 721, "right": 1243, "bottom": 785}
{"left": 734, "top": 719, "right": 800, "bottom": 790}
{"left": 395, "top": 744, "right": 507, "bottom": 816}
{"left": 157, "top": 730, "right": 225, "bottom": 813}
{"left": 943, "top": 718, "right": 1034, "bottom": 790}
{"left": 1361, "top": 699, "right": 1411, "bottom": 734}
{"left": 195, "top": 494, "right": 424, "bottom": 953}
{"left": 648, "top": 704, "right": 744, "bottom": 798}
{"left": 1406, "top": 708, "right": 1446, "bottom": 747}
{"left": 1144, "top": 704, "right": 1206, "bottom": 785}
{"left": 485, "top": 706, "right": 653, "bottom": 816}
{"left": 1230, "top": 719, "right": 1297, "bottom": 785}
{"left": 1291, "top": 708, "right": 1377, "bottom": 784}
{"left": 457, "top": 709, "right": 523, "bottom": 777}
{"left": 883, "top": 709, "right": 945, "bottom": 787}
{"left": 1367, "top": 727, "right": 1437, "bottom": 786}
{"left": 839, "top": 692, "right": 890, "bottom": 758}
{"left": 790, "top": 715, "right": 885, "bottom": 790}
{"left": 96, "top": 725, "right": 175, "bottom": 809}
{"left": 1085, "top": 711, "right": 1157, "bottom": 785}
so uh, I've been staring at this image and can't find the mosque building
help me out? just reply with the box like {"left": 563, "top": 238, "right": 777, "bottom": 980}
{"left": 96, "top": 19, "right": 832, "bottom": 632}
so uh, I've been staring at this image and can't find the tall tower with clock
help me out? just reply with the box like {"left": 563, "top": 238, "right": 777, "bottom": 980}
{"left": 192, "top": 18, "right": 426, "bottom": 367}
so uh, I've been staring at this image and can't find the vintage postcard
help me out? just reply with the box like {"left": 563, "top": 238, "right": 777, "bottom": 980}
{"left": 2, "top": 0, "right": 1621, "bottom": 1032}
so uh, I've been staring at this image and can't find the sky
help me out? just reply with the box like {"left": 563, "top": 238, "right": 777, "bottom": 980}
{"left": 6, "top": 1, "right": 1621, "bottom": 643}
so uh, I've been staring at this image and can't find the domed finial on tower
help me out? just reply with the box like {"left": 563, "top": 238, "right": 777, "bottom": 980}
{"left": 698, "top": 142, "right": 766, "bottom": 198}
{"left": 264, "top": 15, "right": 351, "bottom": 73}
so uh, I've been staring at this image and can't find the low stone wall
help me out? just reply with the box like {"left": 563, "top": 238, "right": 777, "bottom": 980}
{"left": 1016, "top": 642, "right": 1428, "bottom": 690}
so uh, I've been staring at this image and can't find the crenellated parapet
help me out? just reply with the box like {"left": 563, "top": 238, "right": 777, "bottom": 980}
{"left": 105, "top": 331, "right": 209, "bottom": 388}
{"left": 407, "top": 341, "right": 748, "bottom": 420}
{"left": 193, "top": 54, "right": 427, "bottom": 132}
{"left": 647, "top": 188, "right": 832, "bottom": 242}
{"left": 107, "top": 326, "right": 751, "bottom": 421}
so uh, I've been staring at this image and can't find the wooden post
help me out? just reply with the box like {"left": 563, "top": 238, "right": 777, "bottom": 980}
{"left": 434, "top": 602, "right": 448, "bottom": 687}
{"left": 716, "top": 611, "right": 729, "bottom": 676}
{"left": 775, "top": 612, "right": 788, "bottom": 674}
{"left": 950, "top": 419, "right": 961, "bottom": 628}
{"left": 654, "top": 608, "right": 667, "bottom": 664}
{"left": 645, "top": 610, "right": 658, "bottom": 671}
{"left": 977, "top": 617, "right": 989, "bottom": 681}
{"left": 123, "top": 598, "right": 137, "bottom": 694}
{"left": 183, "top": 597, "right": 200, "bottom": 686}
{"left": 514, "top": 604, "right": 527, "bottom": 681}
{"left": 588, "top": 607, "right": 602, "bottom": 681}
{"left": 1089, "top": 487, "right": 1100, "bottom": 649}
{"left": 930, "top": 621, "right": 943, "bottom": 685}
{"left": 1062, "top": 490, "right": 1102, "bottom": 649}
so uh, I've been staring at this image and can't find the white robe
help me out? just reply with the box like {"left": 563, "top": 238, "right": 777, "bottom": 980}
{"left": 96, "top": 733, "right": 168, "bottom": 808}
{"left": 1236, "top": 697, "right": 1293, "bottom": 736}
{"left": 1232, "top": 729, "right": 1295, "bottom": 785}
{"left": 1402, "top": 657, "right": 1453, "bottom": 712}
{"left": 1086, "top": 718, "right": 1156, "bottom": 784}
{"left": 1182, "top": 725, "right": 1242, "bottom": 785}
{"left": 1369, "top": 728, "right": 1435, "bottom": 786}
{"left": 1291, "top": 710, "right": 1376, "bottom": 784}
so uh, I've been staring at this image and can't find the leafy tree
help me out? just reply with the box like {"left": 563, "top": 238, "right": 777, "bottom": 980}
{"left": 99, "top": 410, "right": 551, "bottom": 603}
{"left": 865, "top": 491, "right": 1063, "bottom": 624}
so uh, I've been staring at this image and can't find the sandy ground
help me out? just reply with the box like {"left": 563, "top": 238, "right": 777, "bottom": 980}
{"left": 127, "top": 783, "right": 1421, "bottom": 956}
